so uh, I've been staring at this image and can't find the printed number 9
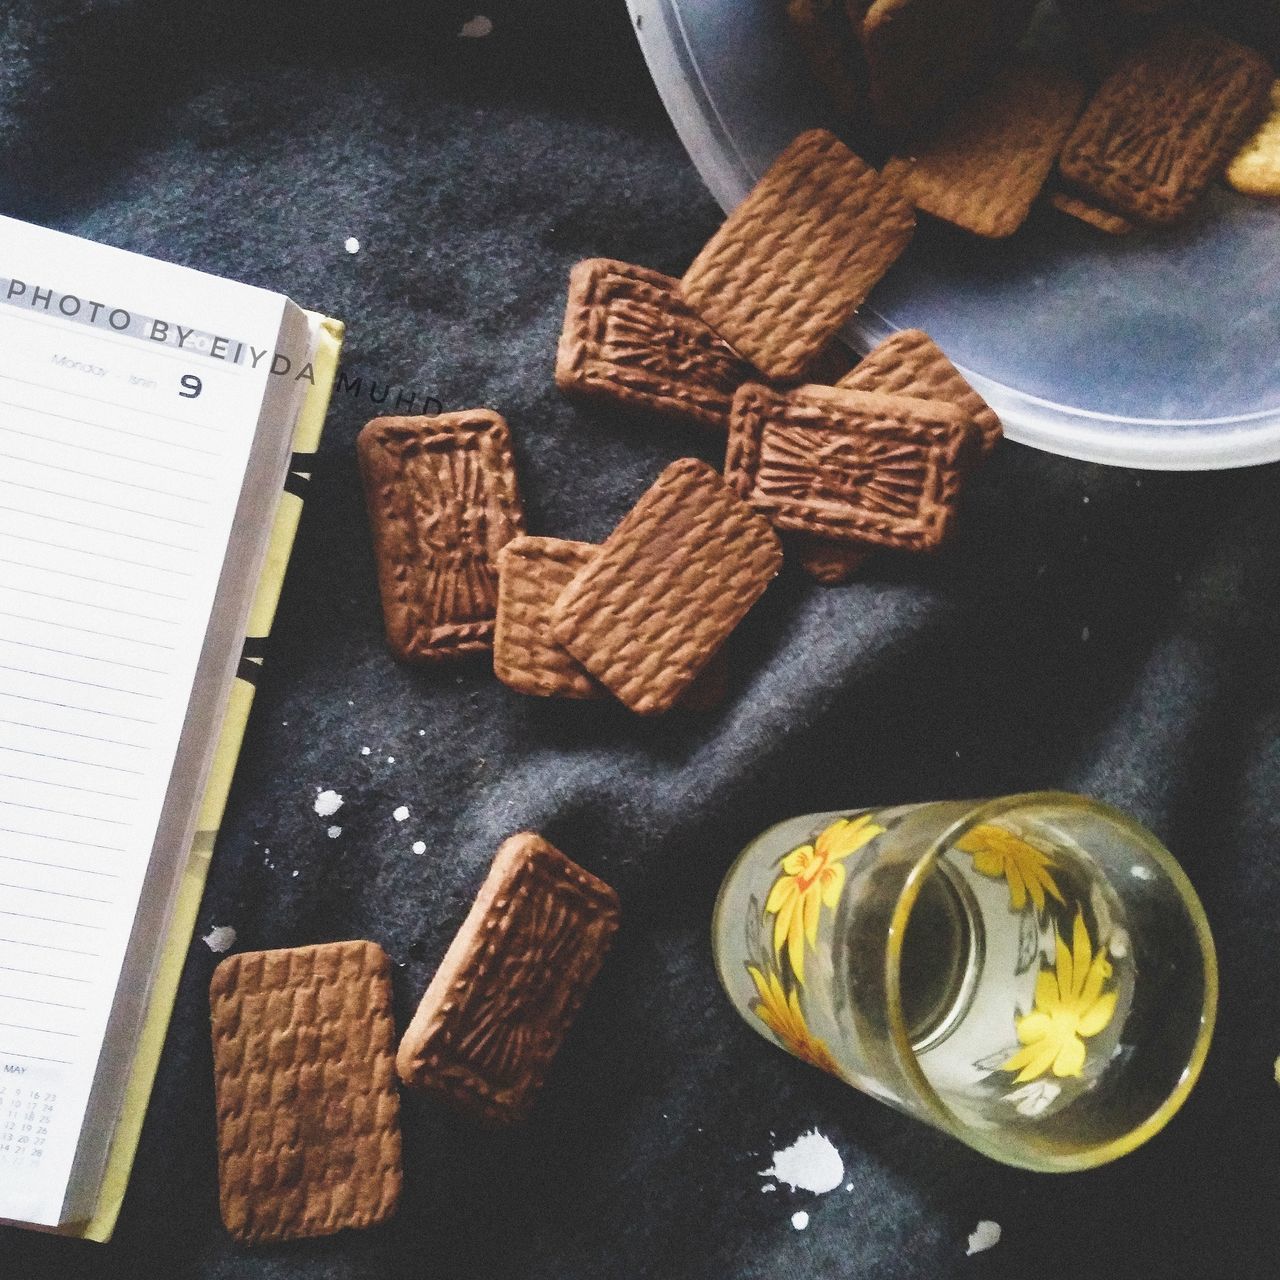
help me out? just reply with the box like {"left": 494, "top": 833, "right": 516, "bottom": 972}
{"left": 180, "top": 374, "right": 203, "bottom": 399}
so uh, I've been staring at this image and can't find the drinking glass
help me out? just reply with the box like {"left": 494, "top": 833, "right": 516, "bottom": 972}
{"left": 711, "top": 792, "right": 1216, "bottom": 1171}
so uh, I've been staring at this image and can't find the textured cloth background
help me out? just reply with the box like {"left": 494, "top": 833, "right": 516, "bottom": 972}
{"left": 3, "top": 2, "right": 1279, "bottom": 1277}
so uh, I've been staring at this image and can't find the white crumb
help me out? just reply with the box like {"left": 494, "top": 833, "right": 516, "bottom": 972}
{"left": 759, "top": 1129, "right": 844, "bottom": 1195}
{"left": 1082, "top": 626, "right": 1091, "bottom": 642}
{"left": 291, "top": 869, "right": 299, "bottom": 877}
{"left": 412, "top": 840, "right": 426, "bottom": 855}
{"left": 313, "top": 789, "right": 343, "bottom": 817}
{"left": 459, "top": 14, "right": 493, "bottom": 37}
{"left": 393, "top": 805, "right": 409, "bottom": 822}
{"left": 344, "top": 236, "right": 360, "bottom": 254}
{"left": 791, "top": 1211, "right": 809, "bottom": 1231}
{"left": 387, "top": 755, "right": 395, "bottom": 764}
{"left": 202, "top": 925, "right": 236, "bottom": 953}
{"left": 760, "top": 1183, "right": 776, "bottom": 1194}
{"left": 845, "top": 1183, "right": 853, "bottom": 1192}
{"left": 418, "top": 729, "right": 425, "bottom": 736}
{"left": 361, "top": 746, "right": 371, "bottom": 755}
{"left": 327, "top": 825, "right": 342, "bottom": 839}
{"left": 966, "top": 1221, "right": 1001, "bottom": 1256}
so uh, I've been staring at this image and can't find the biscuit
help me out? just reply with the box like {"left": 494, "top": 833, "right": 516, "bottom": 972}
{"left": 1049, "top": 190, "right": 1135, "bottom": 235}
{"left": 1227, "top": 80, "right": 1280, "bottom": 197}
{"left": 494, "top": 535, "right": 728, "bottom": 708}
{"left": 1059, "top": 24, "right": 1273, "bottom": 224}
{"left": 883, "top": 63, "right": 1088, "bottom": 238}
{"left": 555, "top": 258, "right": 756, "bottom": 433}
{"left": 551, "top": 459, "right": 782, "bottom": 716}
{"left": 726, "top": 382, "right": 976, "bottom": 551}
{"left": 785, "top": 0, "right": 868, "bottom": 121}
{"left": 681, "top": 130, "right": 914, "bottom": 383}
{"left": 357, "top": 411, "right": 526, "bottom": 662}
{"left": 210, "top": 941, "right": 402, "bottom": 1244}
{"left": 396, "top": 833, "right": 620, "bottom": 1125}
{"left": 858, "top": 0, "right": 1038, "bottom": 136}
{"left": 495, "top": 537, "right": 603, "bottom": 700}
{"left": 838, "top": 328, "right": 1002, "bottom": 455}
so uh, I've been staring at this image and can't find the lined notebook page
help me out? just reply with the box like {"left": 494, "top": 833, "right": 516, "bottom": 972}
{"left": 0, "top": 216, "right": 292, "bottom": 1226}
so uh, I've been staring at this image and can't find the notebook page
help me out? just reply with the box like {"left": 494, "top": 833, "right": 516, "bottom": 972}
{"left": 0, "top": 215, "right": 292, "bottom": 1226}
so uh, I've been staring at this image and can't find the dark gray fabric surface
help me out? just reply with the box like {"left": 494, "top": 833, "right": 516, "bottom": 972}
{"left": 2, "top": 2, "right": 1278, "bottom": 1276}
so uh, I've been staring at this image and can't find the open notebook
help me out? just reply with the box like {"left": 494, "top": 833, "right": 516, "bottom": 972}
{"left": 0, "top": 214, "right": 341, "bottom": 1232}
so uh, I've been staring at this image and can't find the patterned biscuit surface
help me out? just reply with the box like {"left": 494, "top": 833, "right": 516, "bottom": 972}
{"left": 494, "top": 536, "right": 728, "bottom": 707}
{"left": 550, "top": 459, "right": 782, "bottom": 715}
{"left": 555, "top": 258, "right": 756, "bottom": 433}
{"left": 726, "top": 383, "right": 975, "bottom": 551}
{"left": 883, "top": 63, "right": 1087, "bottom": 238}
{"left": 1059, "top": 24, "right": 1273, "bottom": 224}
{"left": 1227, "top": 80, "right": 1280, "bottom": 197}
{"left": 357, "top": 411, "right": 525, "bottom": 663}
{"left": 495, "top": 537, "right": 603, "bottom": 699}
{"left": 210, "top": 941, "right": 402, "bottom": 1245}
{"left": 838, "top": 328, "right": 1002, "bottom": 455}
{"left": 396, "top": 833, "right": 620, "bottom": 1124}
{"left": 680, "top": 130, "right": 914, "bottom": 383}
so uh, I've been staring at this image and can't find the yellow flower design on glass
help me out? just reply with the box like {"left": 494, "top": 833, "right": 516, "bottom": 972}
{"left": 764, "top": 814, "right": 884, "bottom": 983}
{"left": 747, "top": 964, "right": 842, "bottom": 1077}
{"left": 955, "top": 823, "right": 1065, "bottom": 913}
{"left": 1002, "top": 912, "right": 1118, "bottom": 1084}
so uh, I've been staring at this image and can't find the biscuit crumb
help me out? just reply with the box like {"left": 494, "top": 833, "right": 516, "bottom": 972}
{"left": 314, "top": 789, "right": 343, "bottom": 817}
{"left": 459, "top": 14, "right": 493, "bottom": 38}
{"left": 203, "top": 925, "right": 236, "bottom": 954}
{"left": 966, "top": 1220, "right": 1001, "bottom": 1256}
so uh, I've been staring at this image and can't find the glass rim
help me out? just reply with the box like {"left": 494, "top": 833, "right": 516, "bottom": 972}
{"left": 883, "top": 790, "right": 1219, "bottom": 1173}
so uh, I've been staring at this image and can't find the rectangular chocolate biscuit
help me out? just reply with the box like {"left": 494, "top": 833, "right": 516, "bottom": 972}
{"left": 495, "top": 536, "right": 605, "bottom": 700}
{"left": 357, "top": 411, "right": 526, "bottom": 662}
{"left": 726, "top": 383, "right": 975, "bottom": 551}
{"left": 681, "top": 130, "right": 914, "bottom": 383}
{"left": 550, "top": 459, "right": 782, "bottom": 716}
{"left": 555, "top": 258, "right": 755, "bottom": 433}
{"left": 859, "top": 0, "right": 1038, "bottom": 137}
{"left": 494, "top": 535, "right": 728, "bottom": 707}
{"left": 210, "top": 941, "right": 402, "bottom": 1244}
{"left": 1059, "top": 24, "right": 1273, "bottom": 224}
{"left": 396, "top": 833, "right": 620, "bottom": 1125}
{"left": 838, "top": 328, "right": 1002, "bottom": 455}
{"left": 882, "top": 62, "right": 1087, "bottom": 238}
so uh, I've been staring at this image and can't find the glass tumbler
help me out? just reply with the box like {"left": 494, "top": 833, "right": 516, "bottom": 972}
{"left": 712, "top": 792, "right": 1217, "bottom": 1172}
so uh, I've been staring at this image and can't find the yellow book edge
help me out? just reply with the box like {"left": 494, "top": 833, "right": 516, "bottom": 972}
{"left": 70, "top": 311, "right": 345, "bottom": 1242}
